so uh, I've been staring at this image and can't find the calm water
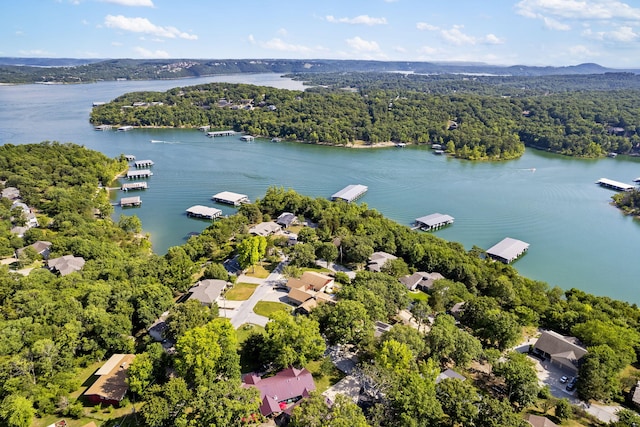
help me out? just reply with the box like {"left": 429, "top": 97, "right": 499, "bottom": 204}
{"left": 1, "top": 75, "right": 639, "bottom": 304}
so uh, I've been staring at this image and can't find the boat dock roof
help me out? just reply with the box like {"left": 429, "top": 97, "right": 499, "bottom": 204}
{"left": 415, "top": 213, "right": 454, "bottom": 230}
{"left": 207, "top": 130, "right": 237, "bottom": 137}
{"left": 212, "top": 191, "right": 250, "bottom": 206}
{"left": 331, "top": 184, "right": 368, "bottom": 203}
{"left": 120, "top": 196, "right": 141, "bottom": 207}
{"left": 486, "top": 237, "right": 529, "bottom": 264}
{"left": 134, "top": 159, "right": 154, "bottom": 168}
{"left": 126, "top": 169, "right": 153, "bottom": 179}
{"left": 186, "top": 205, "right": 222, "bottom": 220}
{"left": 596, "top": 178, "right": 634, "bottom": 191}
{"left": 121, "top": 182, "right": 147, "bottom": 191}
{"left": 124, "top": 154, "right": 136, "bottom": 161}
{"left": 117, "top": 125, "right": 134, "bottom": 131}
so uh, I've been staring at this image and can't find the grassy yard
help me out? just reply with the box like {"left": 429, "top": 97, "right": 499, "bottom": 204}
{"left": 225, "top": 282, "right": 258, "bottom": 301}
{"left": 244, "top": 264, "right": 271, "bottom": 279}
{"left": 306, "top": 357, "right": 345, "bottom": 393}
{"left": 253, "top": 301, "right": 291, "bottom": 318}
{"left": 408, "top": 290, "right": 429, "bottom": 302}
{"left": 236, "top": 323, "right": 265, "bottom": 344}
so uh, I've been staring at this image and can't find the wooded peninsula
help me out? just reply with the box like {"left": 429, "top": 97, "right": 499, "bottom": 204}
{"left": 90, "top": 73, "right": 640, "bottom": 160}
{"left": 1, "top": 142, "right": 639, "bottom": 427}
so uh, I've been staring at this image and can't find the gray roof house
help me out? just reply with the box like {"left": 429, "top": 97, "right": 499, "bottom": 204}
{"left": 249, "top": 221, "right": 281, "bottom": 237}
{"left": 367, "top": 251, "right": 397, "bottom": 272}
{"left": 399, "top": 271, "right": 445, "bottom": 291}
{"left": 48, "top": 255, "right": 86, "bottom": 276}
{"left": 532, "top": 330, "right": 588, "bottom": 374}
{"left": 276, "top": 212, "right": 297, "bottom": 228}
{"left": 16, "top": 240, "right": 52, "bottom": 260}
{"left": 436, "top": 368, "right": 466, "bottom": 384}
{"left": 1, "top": 187, "right": 20, "bottom": 200}
{"left": 187, "top": 279, "right": 228, "bottom": 306}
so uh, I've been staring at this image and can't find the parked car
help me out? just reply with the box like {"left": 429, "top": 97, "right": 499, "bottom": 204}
{"left": 560, "top": 375, "right": 569, "bottom": 384}
{"left": 566, "top": 377, "right": 578, "bottom": 391}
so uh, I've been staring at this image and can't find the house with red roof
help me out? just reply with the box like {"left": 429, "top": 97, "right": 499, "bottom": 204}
{"left": 242, "top": 367, "right": 316, "bottom": 417}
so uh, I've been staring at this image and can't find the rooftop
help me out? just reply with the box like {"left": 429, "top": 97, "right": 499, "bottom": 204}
{"left": 242, "top": 367, "right": 316, "bottom": 417}
{"left": 83, "top": 354, "right": 136, "bottom": 403}
{"left": 187, "top": 279, "right": 228, "bottom": 305}
{"left": 486, "top": 237, "right": 529, "bottom": 263}
{"left": 331, "top": 184, "right": 368, "bottom": 202}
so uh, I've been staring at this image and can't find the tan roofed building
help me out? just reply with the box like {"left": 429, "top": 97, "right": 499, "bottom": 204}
{"left": 83, "top": 354, "right": 135, "bottom": 406}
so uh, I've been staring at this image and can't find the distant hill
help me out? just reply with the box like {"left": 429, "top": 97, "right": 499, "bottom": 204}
{"left": 0, "top": 58, "right": 638, "bottom": 84}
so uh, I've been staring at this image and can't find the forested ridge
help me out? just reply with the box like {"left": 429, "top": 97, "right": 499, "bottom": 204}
{"left": 91, "top": 76, "right": 640, "bottom": 160}
{"left": 1, "top": 144, "right": 640, "bottom": 426}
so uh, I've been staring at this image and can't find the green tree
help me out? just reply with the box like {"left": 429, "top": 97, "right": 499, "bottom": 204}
{"left": 425, "top": 314, "right": 483, "bottom": 368}
{"left": 164, "top": 246, "right": 196, "bottom": 292}
{"left": 493, "top": 351, "right": 539, "bottom": 408}
{"left": 236, "top": 235, "right": 267, "bottom": 272}
{"left": 202, "top": 262, "right": 230, "bottom": 281}
{"left": 577, "top": 344, "right": 621, "bottom": 402}
{"left": 165, "top": 299, "right": 217, "bottom": 340}
{"left": 174, "top": 318, "right": 239, "bottom": 386}
{"left": 0, "top": 395, "right": 35, "bottom": 427}
{"left": 140, "top": 378, "right": 191, "bottom": 427}
{"left": 263, "top": 311, "right": 326, "bottom": 369}
{"left": 315, "top": 242, "right": 338, "bottom": 267}
{"left": 476, "top": 397, "right": 527, "bottom": 427}
{"left": 554, "top": 398, "right": 573, "bottom": 422}
{"left": 118, "top": 214, "right": 142, "bottom": 233}
{"left": 436, "top": 378, "right": 481, "bottom": 427}
{"left": 127, "top": 352, "right": 154, "bottom": 395}
{"left": 290, "top": 393, "right": 370, "bottom": 427}
{"left": 376, "top": 339, "right": 414, "bottom": 374}
{"left": 388, "top": 361, "right": 443, "bottom": 427}
{"left": 318, "top": 300, "right": 373, "bottom": 346}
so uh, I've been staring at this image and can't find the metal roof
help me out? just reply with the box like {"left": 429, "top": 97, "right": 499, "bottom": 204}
{"left": 186, "top": 205, "right": 222, "bottom": 218}
{"left": 486, "top": 237, "right": 529, "bottom": 263}
{"left": 597, "top": 178, "right": 634, "bottom": 191}
{"left": 415, "top": 213, "right": 454, "bottom": 227}
{"left": 212, "top": 191, "right": 249, "bottom": 203}
{"left": 331, "top": 184, "right": 368, "bottom": 202}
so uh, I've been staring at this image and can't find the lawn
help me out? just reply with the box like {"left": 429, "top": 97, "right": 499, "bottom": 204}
{"left": 244, "top": 264, "right": 271, "bottom": 279}
{"left": 225, "top": 282, "right": 258, "bottom": 301}
{"left": 408, "top": 290, "right": 429, "bottom": 302}
{"left": 306, "top": 357, "right": 345, "bottom": 393}
{"left": 253, "top": 301, "right": 291, "bottom": 318}
{"left": 236, "top": 323, "right": 265, "bottom": 345}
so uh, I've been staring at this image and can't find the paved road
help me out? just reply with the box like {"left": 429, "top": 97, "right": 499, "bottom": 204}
{"left": 228, "top": 259, "right": 289, "bottom": 328}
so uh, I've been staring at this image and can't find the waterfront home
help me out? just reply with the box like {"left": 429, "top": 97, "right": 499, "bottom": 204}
{"left": 16, "top": 240, "right": 52, "bottom": 260}
{"left": 276, "top": 212, "right": 298, "bottom": 228}
{"left": 399, "top": 271, "right": 444, "bottom": 291}
{"left": 367, "top": 251, "right": 397, "bottom": 272}
{"left": 532, "top": 330, "right": 587, "bottom": 375}
{"left": 186, "top": 279, "right": 228, "bottom": 306}
{"left": 48, "top": 255, "right": 85, "bottom": 276}
{"left": 249, "top": 221, "right": 281, "bottom": 237}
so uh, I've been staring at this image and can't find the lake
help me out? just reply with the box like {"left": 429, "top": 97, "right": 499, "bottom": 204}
{"left": 1, "top": 74, "right": 639, "bottom": 304}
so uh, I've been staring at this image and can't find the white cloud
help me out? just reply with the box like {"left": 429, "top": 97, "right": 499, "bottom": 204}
{"left": 104, "top": 15, "right": 197, "bottom": 40}
{"left": 260, "top": 38, "right": 312, "bottom": 53}
{"left": 326, "top": 15, "right": 387, "bottom": 25}
{"left": 584, "top": 25, "right": 638, "bottom": 41}
{"left": 441, "top": 25, "right": 478, "bottom": 45}
{"left": 101, "top": 0, "right": 154, "bottom": 6}
{"left": 18, "top": 49, "right": 53, "bottom": 56}
{"left": 484, "top": 33, "right": 505, "bottom": 44}
{"left": 248, "top": 34, "right": 256, "bottom": 44}
{"left": 543, "top": 17, "right": 571, "bottom": 30}
{"left": 346, "top": 36, "right": 381, "bottom": 52}
{"left": 133, "top": 46, "right": 169, "bottom": 58}
{"left": 516, "top": 0, "right": 640, "bottom": 22}
{"left": 416, "top": 22, "right": 439, "bottom": 31}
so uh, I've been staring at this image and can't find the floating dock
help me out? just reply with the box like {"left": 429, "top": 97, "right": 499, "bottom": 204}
{"left": 117, "top": 125, "right": 134, "bottom": 132}
{"left": 124, "top": 154, "right": 136, "bottom": 161}
{"left": 198, "top": 125, "right": 211, "bottom": 132}
{"left": 186, "top": 205, "right": 222, "bottom": 220}
{"left": 212, "top": 191, "right": 250, "bottom": 206}
{"left": 331, "top": 184, "right": 368, "bottom": 203}
{"left": 94, "top": 124, "right": 112, "bottom": 131}
{"left": 207, "top": 130, "right": 237, "bottom": 137}
{"left": 240, "top": 135, "right": 255, "bottom": 142}
{"left": 121, "top": 182, "right": 147, "bottom": 191}
{"left": 134, "top": 159, "right": 154, "bottom": 168}
{"left": 431, "top": 144, "right": 442, "bottom": 150}
{"left": 126, "top": 169, "right": 153, "bottom": 180}
{"left": 415, "top": 213, "right": 454, "bottom": 231}
{"left": 596, "top": 178, "right": 634, "bottom": 191}
{"left": 120, "top": 196, "right": 142, "bottom": 207}
{"left": 486, "top": 237, "right": 529, "bottom": 264}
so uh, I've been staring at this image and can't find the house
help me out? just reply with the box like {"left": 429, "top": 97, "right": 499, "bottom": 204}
{"left": 48, "top": 255, "right": 85, "bottom": 276}
{"left": 436, "top": 368, "right": 466, "bottom": 384}
{"left": 297, "top": 292, "right": 337, "bottom": 314}
{"left": 83, "top": 354, "right": 136, "bottom": 406}
{"left": 448, "top": 301, "right": 466, "bottom": 320}
{"left": 186, "top": 279, "right": 228, "bottom": 306}
{"left": 287, "top": 287, "right": 316, "bottom": 306}
{"left": 399, "top": 271, "right": 444, "bottom": 291}
{"left": 286, "top": 271, "right": 334, "bottom": 293}
{"left": 242, "top": 367, "right": 316, "bottom": 417}
{"left": 276, "top": 212, "right": 298, "bottom": 228}
{"left": 532, "top": 330, "right": 588, "bottom": 374}
{"left": 367, "top": 251, "right": 397, "bottom": 272}
{"left": 1, "top": 187, "right": 20, "bottom": 200}
{"left": 249, "top": 221, "right": 281, "bottom": 237}
{"left": 631, "top": 380, "right": 640, "bottom": 409}
{"left": 16, "top": 240, "right": 52, "bottom": 260}
{"left": 526, "top": 414, "right": 559, "bottom": 427}
{"left": 374, "top": 321, "right": 393, "bottom": 337}
{"left": 10, "top": 226, "right": 28, "bottom": 238}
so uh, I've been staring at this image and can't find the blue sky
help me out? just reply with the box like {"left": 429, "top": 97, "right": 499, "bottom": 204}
{"left": 3, "top": 0, "right": 640, "bottom": 68}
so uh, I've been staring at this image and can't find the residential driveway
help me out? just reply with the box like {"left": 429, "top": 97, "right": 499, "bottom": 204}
{"left": 529, "top": 355, "right": 621, "bottom": 424}
{"left": 228, "top": 259, "right": 288, "bottom": 329}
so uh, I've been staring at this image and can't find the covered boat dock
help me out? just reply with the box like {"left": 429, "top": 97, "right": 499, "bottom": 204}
{"left": 415, "top": 213, "right": 454, "bottom": 231}
{"left": 596, "top": 178, "right": 634, "bottom": 191}
{"left": 186, "top": 205, "right": 222, "bottom": 220}
{"left": 120, "top": 196, "right": 142, "bottom": 207}
{"left": 126, "top": 169, "right": 153, "bottom": 179}
{"left": 486, "top": 237, "right": 529, "bottom": 264}
{"left": 331, "top": 184, "right": 368, "bottom": 203}
{"left": 121, "top": 182, "right": 147, "bottom": 191}
{"left": 134, "top": 159, "right": 154, "bottom": 168}
{"left": 207, "top": 130, "right": 237, "bottom": 137}
{"left": 211, "top": 191, "right": 250, "bottom": 206}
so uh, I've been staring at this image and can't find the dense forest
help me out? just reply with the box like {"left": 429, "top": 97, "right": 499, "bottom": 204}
{"left": 612, "top": 189, "right": 640, "bottom": 216}
{"left": 1, "top": 143, "right": 640, "bottom": 426}
{"left": 1, "top": 58, "right": 636, "bottom": 84}
{"left": 90, "top": 79, "right": 640, "bottom": 160}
